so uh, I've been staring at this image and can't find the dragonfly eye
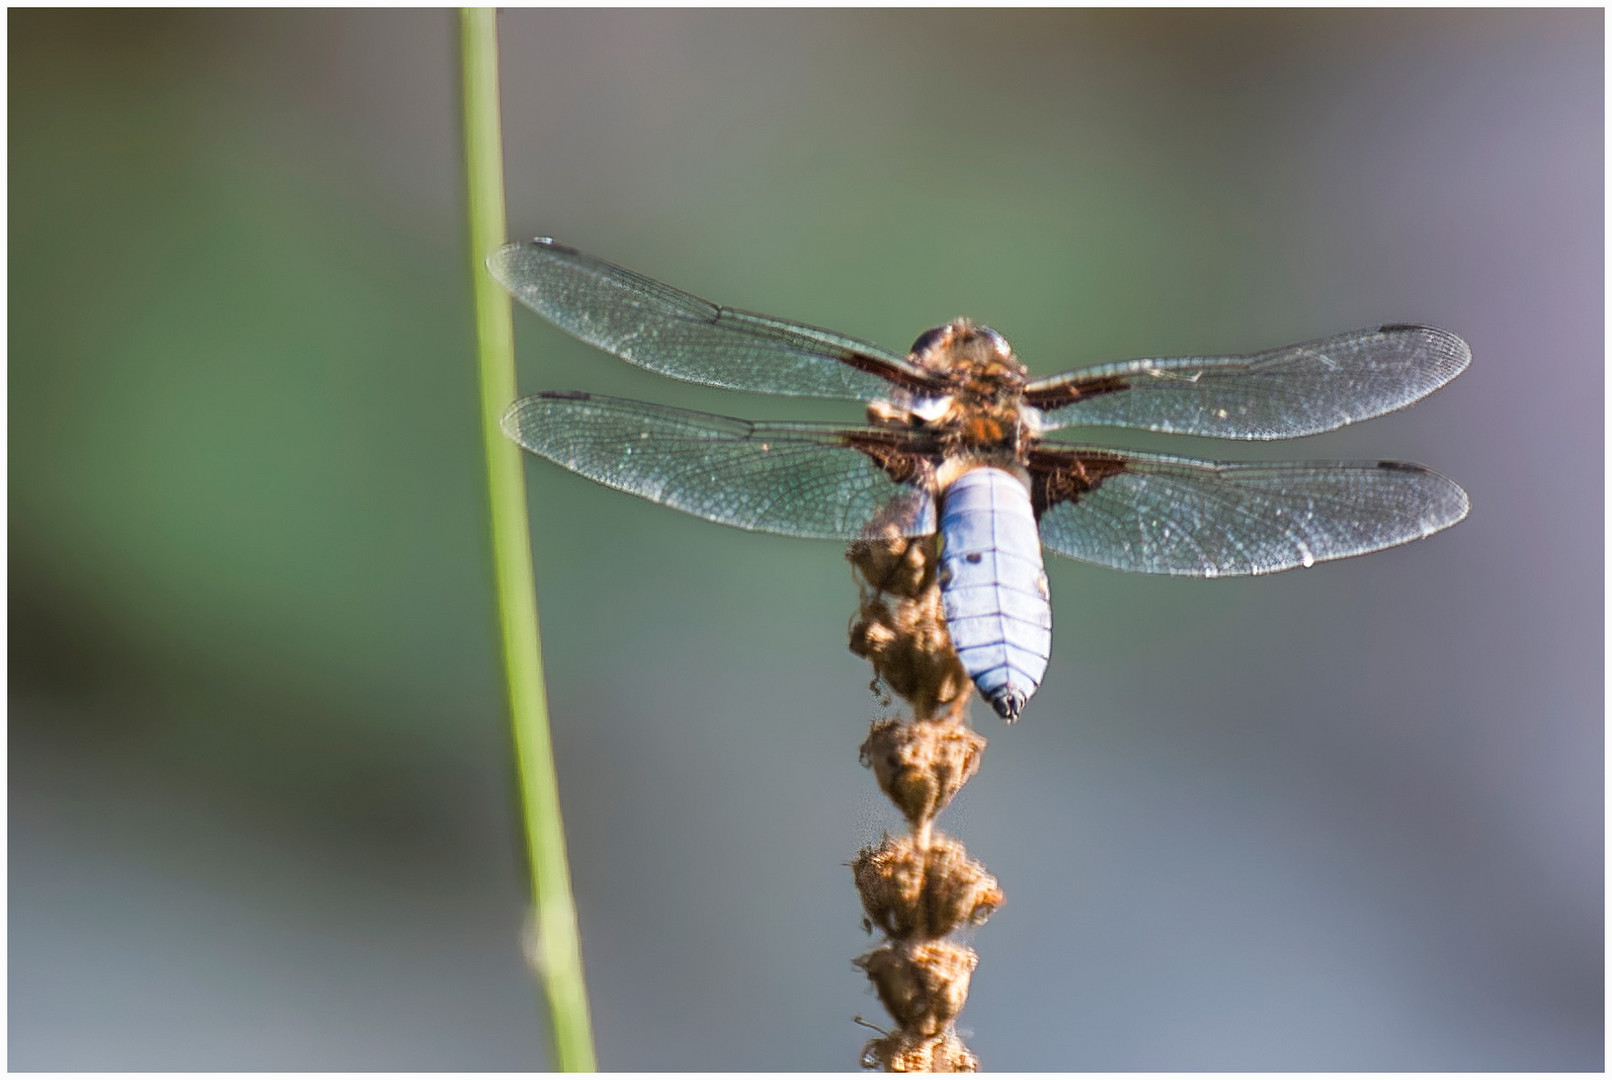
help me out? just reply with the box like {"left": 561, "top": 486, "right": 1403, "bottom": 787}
{"left": 909, "top": 326, "right": 949, "bottom": 357}
{"left": 977, "top": 326, "right": 1011, "bottom": 358}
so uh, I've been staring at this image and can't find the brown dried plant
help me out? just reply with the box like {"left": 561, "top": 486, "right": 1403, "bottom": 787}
{"left": 846, "top": 527, "right": 1005, "bottom": 1072}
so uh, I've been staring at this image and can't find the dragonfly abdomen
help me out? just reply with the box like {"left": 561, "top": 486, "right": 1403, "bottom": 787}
{"left": 938, "top": 467, "right": 1053, "bottom": 721}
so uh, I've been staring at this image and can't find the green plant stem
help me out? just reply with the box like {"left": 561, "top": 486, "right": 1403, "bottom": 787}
{"left": 460, "top": 9, "right": 597, "bottom": 1071}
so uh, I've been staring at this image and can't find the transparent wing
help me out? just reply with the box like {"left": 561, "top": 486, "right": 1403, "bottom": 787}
{"left": 502, "top": 392, "right": 938, "bottom": 539}
{"left": 488, "top": 239, "right": 938, "bottom": 400}
{"left": 1025, "top": 325, "right": 1469, "bottom": 439}
{"left": 1030, "top": 444, "right": 1469, "bottom": 577}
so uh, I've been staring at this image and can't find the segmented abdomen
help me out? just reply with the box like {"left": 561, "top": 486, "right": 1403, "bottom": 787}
{"left": 938, "top": 467, "right": 1053, "bottom": 720}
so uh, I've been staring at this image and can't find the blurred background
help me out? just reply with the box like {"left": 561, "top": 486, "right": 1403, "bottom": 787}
{"left": 9, "top": 9, "right": 1601, "bottom": 1070}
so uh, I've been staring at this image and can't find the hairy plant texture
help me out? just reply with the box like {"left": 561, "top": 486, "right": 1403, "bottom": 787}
{"left": 848, "top": 530, "right": 1003, "bottom": 1072}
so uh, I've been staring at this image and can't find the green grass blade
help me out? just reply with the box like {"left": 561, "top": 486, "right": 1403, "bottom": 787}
{"left": 459, "top": 8, "right": 598, "bottom": 1071}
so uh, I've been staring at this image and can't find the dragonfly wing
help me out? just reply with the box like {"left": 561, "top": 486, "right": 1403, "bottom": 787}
{"left": 1025, "top": 324, "right": 1469, "bottom": 439}
{"left": 488, "top": 240, "right": 937, "bottom": 400}
{"left": 503, "top": 392, "right": 938, "bottom": 539}
{"left": 1029, "top": 444, "right": 1469, "bottom": 577}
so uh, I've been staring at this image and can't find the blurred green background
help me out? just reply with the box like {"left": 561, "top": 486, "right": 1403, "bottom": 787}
{"left": 9, "top": 9, "right": 1601, "bottom": 1070}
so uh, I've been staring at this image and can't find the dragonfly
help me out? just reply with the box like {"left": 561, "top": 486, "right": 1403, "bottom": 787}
{"left": 488, "top": 239, "right": 1469, "bottom": 721}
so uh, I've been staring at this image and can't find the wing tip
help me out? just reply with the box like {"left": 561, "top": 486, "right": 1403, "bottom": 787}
{"left": 1437, "top": 475, "right": 1473, "bottom": 529}
{"left": 1376, "top": 323, "right": 1473, "bottom": 381}
{"left": 484, "top": 236, "right": 572, "bottom": 276}
{"left": 501, "top": 390, "right": 591, "bottom": 438}
{"left": 1373, "top": 458, "right": 1470, "bottom": 525}
{"left": 498, "top": 398, "right": 527, "bottom": 439}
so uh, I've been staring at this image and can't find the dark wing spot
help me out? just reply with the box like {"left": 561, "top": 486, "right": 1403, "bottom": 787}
{"left": 843, "top": 430, "right": 939, "bottom": 486}
{"left": 836, "top": 349, "right": 948, "bottom": 394}
{"left": 1023, "top": 372, "right": 1133, "bottom": 412}
{"left": 539, "top": 389, "right": 593, "bottom": 400}
{"left": 1027, "top": 448, "right": 1132, "bottom": 517}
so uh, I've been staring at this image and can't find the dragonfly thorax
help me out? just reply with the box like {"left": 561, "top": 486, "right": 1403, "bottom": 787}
{"left": 888, "top": 319, "right": 1033, "bottom": 457}
{"left": 864, "top": 392, "right": 1030, "bottom": 463}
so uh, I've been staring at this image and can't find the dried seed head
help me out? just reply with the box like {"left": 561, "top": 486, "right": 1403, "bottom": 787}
{"left": 855, "top": 941, "right": 977, "bottom": 1036}
{"left": 849, "top": 599, "right": 899, "bottom": 658}
{"left": 848, "top": 595, "right": 969, "bottom": 718}
{"left": 847, "top": 524, "right": 972, "bottom": 721}
{"left": 860, "top": 719, "right": 985, "bottom": 825}
{"left": 847, "top": 530, "right": 935, "bottom": 599}
{"left": 918, "top": 834, "right": 1004, "bottom": 932}
{"left": 861, "top": 1029, "right": 980, "bottom": 1073}
{"left": 853, "top": 833, "right": 1003, "bottom": 939}
{"left": 852, "top": 836, "right": 927, "bottom": 938}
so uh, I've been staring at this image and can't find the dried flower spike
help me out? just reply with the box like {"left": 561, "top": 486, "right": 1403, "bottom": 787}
{"left": 847, "top": 531, "right": 1000, "bottom": 1071}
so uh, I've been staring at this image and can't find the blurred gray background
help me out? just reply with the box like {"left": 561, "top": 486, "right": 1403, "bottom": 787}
{"left": 9, "top": 9, "right": 1601, "bottom": 1070}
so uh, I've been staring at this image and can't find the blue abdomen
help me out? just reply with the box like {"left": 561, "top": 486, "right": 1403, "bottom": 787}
{"left": 938, "top": 467, "right": 1052, "bottom": 720}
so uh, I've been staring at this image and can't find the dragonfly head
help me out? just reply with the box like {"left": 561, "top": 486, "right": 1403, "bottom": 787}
{"left": 909, "top": 319, "right": 1027, "bottom": 394}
